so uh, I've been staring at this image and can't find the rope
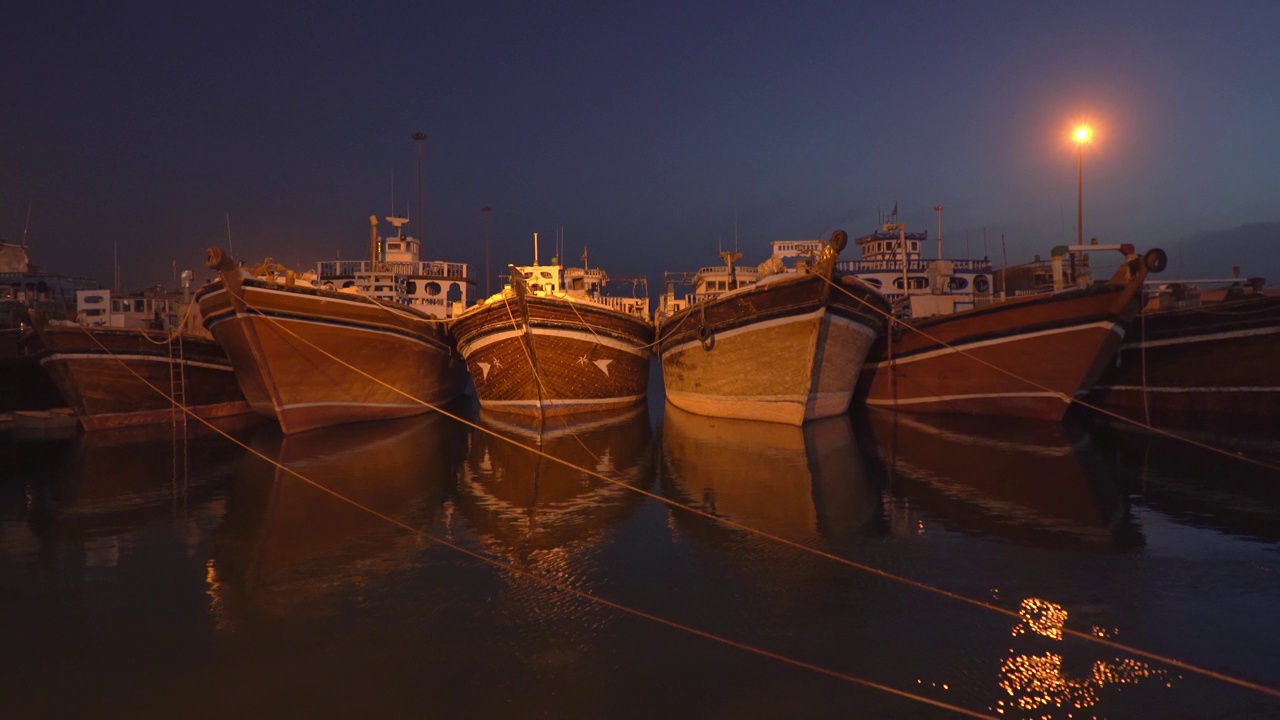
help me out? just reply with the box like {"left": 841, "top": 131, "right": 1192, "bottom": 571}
{"left": 69, "top": 302, "right": 1000, "bottom": 720}
{"left": 208, "top": 285, "right": 1280, "bottom": 702}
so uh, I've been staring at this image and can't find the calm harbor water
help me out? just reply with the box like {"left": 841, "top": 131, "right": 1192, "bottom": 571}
{"left": 3, "top": 374, "right": 1280, "bottom": 719}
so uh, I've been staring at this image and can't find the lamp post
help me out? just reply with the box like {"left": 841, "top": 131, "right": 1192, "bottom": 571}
{"left": 1073, "top": 125, "right": 1092, "bottom": 248}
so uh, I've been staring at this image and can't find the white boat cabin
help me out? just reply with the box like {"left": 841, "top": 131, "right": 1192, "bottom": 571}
{"left": 836, "top": 222, "right": 995, "bottom": 319}
{"left": 496, "top": 256, "right": 650, "bottom": 320}
{"left": 657, "top": 239, "right": 838, "bottom": 320}
{"left": 76, "top": 282, "right": 191, "bottom": 331}
{"left": 314, "top": 216, "right": 473, "bottom": 319}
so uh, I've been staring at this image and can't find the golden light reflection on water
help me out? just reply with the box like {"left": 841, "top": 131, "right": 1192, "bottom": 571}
{"left": 1012, "top": 598, "right": 1069, "bottom": 641}
{"left": 992, "top": 597, "right": 1172, "bottom": 718}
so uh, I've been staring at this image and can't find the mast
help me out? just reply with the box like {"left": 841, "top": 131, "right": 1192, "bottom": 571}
{"left": 21, "top": 200, "right": 32, "bottom": 248}
{"left": 934, "top": 205, "right": 944, "bottom": 260}
{"left": 369, "top": 216, "right": 379, "bottom": 265}
{"left": 533, "top": 232, "right": 539, "bottom": 265}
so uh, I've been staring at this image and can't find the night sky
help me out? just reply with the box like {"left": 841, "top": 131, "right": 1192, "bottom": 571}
{"left": 4, "top": 0, "right": 1278, "bottom": 295}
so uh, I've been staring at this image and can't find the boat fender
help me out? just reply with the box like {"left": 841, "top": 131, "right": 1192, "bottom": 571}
{"left": 1143, "top": 248, "right": 1168, "bottom": 274}
{"left": 698, "top": 323, "right": 714, "bottom": 350}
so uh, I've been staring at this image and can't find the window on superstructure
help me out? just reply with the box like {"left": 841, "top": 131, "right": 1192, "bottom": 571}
{"left": 425, "top": 282, "right": 442, "bottom": 296}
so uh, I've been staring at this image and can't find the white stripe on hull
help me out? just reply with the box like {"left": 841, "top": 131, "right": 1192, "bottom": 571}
{"left": 480, "top": 394, "right": 645, "bottom": 411}
{"left": 1120, "top": 325, "right": 1280, "bottom": 351}
{"left": 462, "top": 325, "right": 649, "bottom": 357}
{"left": 41, "top": 353, "right": 235, "bottom": 373}
{"left": 864, "top": 390, "right": 1063, "bottom": 408}
{"left": 868, "top": 321, "right": 1121, "bottom": 369}
{"left": 1093, "top": 384, "right": 1280, "bottom": 394}
{"left": 231, "top": 311, "right": 447, "bottom": 349}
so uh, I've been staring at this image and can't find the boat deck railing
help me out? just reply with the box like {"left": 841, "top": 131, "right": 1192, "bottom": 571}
{"left": 838, "top": 258, "right": 994, "bottom": 273}
{"left": 318, "top": 259, "right": 472, "bottom": 281}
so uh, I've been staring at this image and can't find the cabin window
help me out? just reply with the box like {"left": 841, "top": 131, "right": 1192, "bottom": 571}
{"left": 540, "top": 271, "right": 553, "bottom": 279}
{"left": 388, "top": 242, "right": 402, "bottom": 251}
{"left": 342, "top": 281, "right": 355, "bottom": 289}
{"left": 406, "top": 281, "right": 418, "bottom": 294}
{"left": 949, "top": 277, "right": 969, "bottom": 290}
{"left": 425, "top": 282, "right": 442, "bottom": 296}
{"left": 83, "top": 295, "right": 104, "bottom": 304}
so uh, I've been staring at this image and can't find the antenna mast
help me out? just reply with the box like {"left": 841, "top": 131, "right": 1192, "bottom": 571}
{"left": 22, "top": 200, "right": 32, "bottom": 248}
{"left": 225, "top": 212, "right": 234, "bottom": 258}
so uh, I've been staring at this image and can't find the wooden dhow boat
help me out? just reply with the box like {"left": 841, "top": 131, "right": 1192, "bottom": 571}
{"left": 195, "top": 217, "right": 469, "bottom": 434}
{"left": 23, "top": 278, "right": 251, "bottom": 431}
{"left": 449, "top": 234, "right": 654, "bottom": 417}
{"left": 856, "top": 242, "right": 1166, "bottom": 420}
{"left": 655, "top": 230, "right": 890, "bottom": 426}
{"left": 1087, "top": 277, "right": 1280, "bottom": 420}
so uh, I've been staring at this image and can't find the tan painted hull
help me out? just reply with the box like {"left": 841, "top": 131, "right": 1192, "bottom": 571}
{"left": 657, "top": 274, "right": 888, "bottom": 426}
{"left": 30, "top": 325, "right": 251, "bottom": 431}
{"left": 857, "top": 268, "right": 1147, "bottom": 421}
{"left": 450, "top": 295, "right": 654, "bottom": 417}
{"left": 196, "top": 280, "right": 467, "bottom": 434}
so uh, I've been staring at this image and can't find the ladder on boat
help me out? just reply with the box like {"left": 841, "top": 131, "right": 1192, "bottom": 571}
{"left": 168, "top": 334, "right": 188, "bottom": 432}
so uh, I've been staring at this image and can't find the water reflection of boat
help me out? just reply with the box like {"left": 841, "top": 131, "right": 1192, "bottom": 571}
{"left": 212, "top": 413, "right": 464, "bottom": 619}
{"left": 454, "top": 405, "right": 654, "bottom": 557}
{"left": 661, "top": 403, "right": 881, "bottom": 543}
{"left": 9, "top": 418, "right": 254, "bottom": 563}
{"left": 857, "top": 409, "right": 1139, "bottom": 547}
{"left": 1087, "top": 418, "right": 1280, "bottom": 541}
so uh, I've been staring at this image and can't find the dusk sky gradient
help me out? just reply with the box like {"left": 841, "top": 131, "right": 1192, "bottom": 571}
{"left": 4, "top": 0, "right": 1278, "bottom": 294}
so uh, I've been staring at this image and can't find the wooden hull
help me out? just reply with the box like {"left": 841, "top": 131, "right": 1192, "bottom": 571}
{"left": 196, "top": 279, "right": 468, "bottom": 434}
{"left": 657, "top": 273, "right": 888, "bottom": 426}
{"left": 29, "top": 325, "right": 251, "bottom": 431}
{"left": 856, "top": 273, "right": 1146, "bottom": 421}
{"left": 1087, "top": 293, "right": 1280, "bottom": 418}
{"left": 450, "top": 295, "right": 654, "bottom": 417}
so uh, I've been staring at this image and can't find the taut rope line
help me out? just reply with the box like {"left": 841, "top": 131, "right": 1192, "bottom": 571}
{"left": 183, "top": 285, "right": 1280, "bottom": 702}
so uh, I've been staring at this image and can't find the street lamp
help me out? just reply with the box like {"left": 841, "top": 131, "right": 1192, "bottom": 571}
{"left": 1073, "top": 125, "right": 1092, "bottom": 248}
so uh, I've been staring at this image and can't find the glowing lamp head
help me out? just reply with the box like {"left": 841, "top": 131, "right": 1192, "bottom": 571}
{"left": 1073, "top": 125, "right": 1093, "bottom": 144}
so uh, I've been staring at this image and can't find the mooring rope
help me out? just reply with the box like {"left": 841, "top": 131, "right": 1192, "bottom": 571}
{"left": 166, "top": 285, "right": 1280, "bottom": 703}
{"left": 71, "top": 309, "right": 999, "bottom": 720}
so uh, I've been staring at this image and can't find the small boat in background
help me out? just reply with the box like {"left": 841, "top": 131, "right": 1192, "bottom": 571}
{"left": 196, "top": 216, "right": 470, "bottom": 434}
{"left": 656, "top": 230, "right": 889, "bottom": 426}
{"left": 857, "top": 242, "right": 1164, "bottom": 421}
{"left": 449, "top": 234, "right": 654, "bottom": 417}
{"left": 1087, "top": 274, "right": 1280, "bottom": 421}
{"left": 24, "top": 274, "right": 251, "bottom": 431}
